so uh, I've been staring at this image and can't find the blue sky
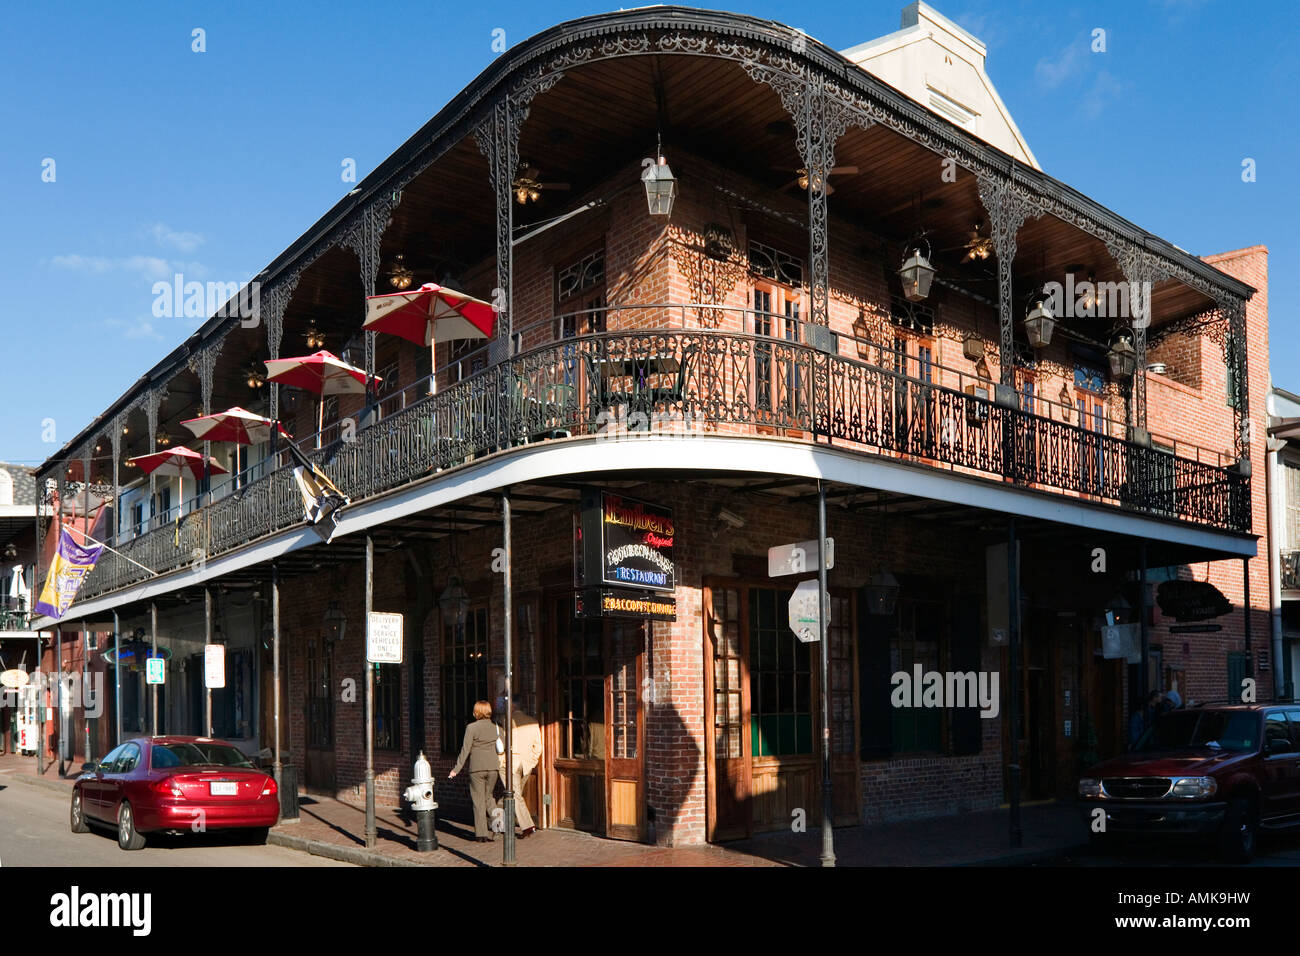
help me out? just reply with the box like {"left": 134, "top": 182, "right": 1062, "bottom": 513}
{"left": 1, "top": 0, "right": 1295, "bottom": 470}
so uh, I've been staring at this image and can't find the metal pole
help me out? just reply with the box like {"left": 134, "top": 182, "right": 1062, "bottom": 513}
{"left": 503, "top": 488, "right": 516, "bottom": 866}
{"left": 1243, "top": 557, "right": 1252, "bottom": 658}
{"left": 1007, "top": 517, "right": 1022, "bottom": 848}
{"left": 272, "top": 562, "right": 282, "bottom": 790}
{"left": 205, "top": 588, "right": 213, "bottom": 736}
{"left": 817, "top": 481, "right": 835, "bottom": 867}
{"left": 82, "top": 624, "right": 90, "bottom": 766}
{"left": 113, "top": 609, "right": 121, "bottom": 747}
{"left": 150, "top": 601, "right": 158, "bottom": 736}
{"left": 1139, "top": 541, "right": 1149, "bottom": 707}
{"left": 365, "top": 535, "right": 376, "bottom": 849}
{"left": 56, "top": 624, "right": 63, "bottom": 776}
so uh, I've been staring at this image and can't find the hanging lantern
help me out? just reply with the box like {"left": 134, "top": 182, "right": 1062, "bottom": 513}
{"left": 322, "top": 602, "right": 347, "bottom": 642}
{"left": 1108, "top": 335, "right": 1136, "bottom": 381}
{"left": 1023, "top": 299, "right": 1055, "bottom": 349}
{"left": 898, "top": 243, "right": 936, "bottom": 302}
{"left": 866, "top": 571, "right": 900, "bottom": 616}
{"left": 439, "top": 575, "right": 470, "bottom": 625}
{"left": 642, "top": 154, "right": 677, "bottom": 217}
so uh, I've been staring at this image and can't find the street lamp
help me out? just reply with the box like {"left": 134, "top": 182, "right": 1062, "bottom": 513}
{"left": 898, "top": 241, "right": 936, "bottom": 302}
{"left": 642, "top": 150, "right": 677, "bottom": 217}
{"left": 439, "top": 575, "right": 469, "bottom": 625}
{"left": 1024, "top": 298, "right": 1056, "bottom": 349}
{"left": 1108, "top": 334, "right": 1137, "bottom": 381}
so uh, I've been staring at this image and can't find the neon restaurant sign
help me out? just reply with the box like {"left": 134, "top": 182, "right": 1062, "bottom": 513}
{"left": 578, "top": 490, "right": 676, "bottom": 620}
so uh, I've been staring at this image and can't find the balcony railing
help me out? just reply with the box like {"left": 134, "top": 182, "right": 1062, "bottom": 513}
{"left": 73, "top": 325, "right": 1249, "bottom": 604}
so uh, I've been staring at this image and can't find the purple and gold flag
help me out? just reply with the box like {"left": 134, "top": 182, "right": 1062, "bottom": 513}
{"left": 34, "top": 529, "right": 103, "bottom": 620}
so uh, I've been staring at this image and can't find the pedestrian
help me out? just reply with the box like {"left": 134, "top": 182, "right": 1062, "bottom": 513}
{"left": 1128, "top": 690, "right": 1163, "bottom": 749}
{"left": 498, "top": 694, "right": 543, "bottom": 838}
{"left": 449, "top": 699, "right": 502, "bottom": 842}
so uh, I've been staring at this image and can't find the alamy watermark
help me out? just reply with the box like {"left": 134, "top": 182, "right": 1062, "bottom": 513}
{"left": 1040, "top": 274, "right": 1152, "bottom": 328}
{"left": 152, "top": 274, "right": 261, "bottom": 327}
{"left": 891, "top": 665, "right": 1000, "bottom": 718}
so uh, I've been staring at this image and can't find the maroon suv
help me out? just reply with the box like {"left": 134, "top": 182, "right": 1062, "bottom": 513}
{"left": 1078, "top": 704, "right": 1300, "bottom": 862}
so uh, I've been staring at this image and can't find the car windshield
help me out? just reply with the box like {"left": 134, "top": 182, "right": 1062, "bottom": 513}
{"left": 1135, "top": 710, "right": 1259, "bottom": 753}
{"left": 151, "top": 742, "right": 256, "bottom": 770}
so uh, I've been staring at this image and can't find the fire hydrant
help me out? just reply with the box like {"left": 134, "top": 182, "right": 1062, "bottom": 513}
{"left": 403, "top": 751, "right": 438, "bottom": 851}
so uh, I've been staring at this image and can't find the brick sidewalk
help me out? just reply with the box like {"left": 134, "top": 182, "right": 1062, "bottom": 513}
{"left": 0, "top": 752, "right": 1087, "bottom": 866}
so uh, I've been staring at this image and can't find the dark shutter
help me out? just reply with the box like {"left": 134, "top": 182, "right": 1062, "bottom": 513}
{"left": 858, "top": 587, "right": 895, "bottom": 760}
{"left": 950, "top": 600, "right": 982, "bottom": 755}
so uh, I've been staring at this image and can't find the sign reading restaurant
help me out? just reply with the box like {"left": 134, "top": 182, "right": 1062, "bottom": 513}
{"left": 581, "top": 490, "right": 675, "bottom": 592}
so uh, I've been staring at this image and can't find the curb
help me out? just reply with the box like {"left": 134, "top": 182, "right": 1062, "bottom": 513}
{"left": 268, "top": 830, "right": 431, "bottom": 867}
{"left": 3, "top": 771, "right": 76, "bottom": 797}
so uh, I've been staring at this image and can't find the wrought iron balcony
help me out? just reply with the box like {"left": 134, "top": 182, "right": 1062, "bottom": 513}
{"left": 73, "top": 323, "right": 1249, "bottom": 604}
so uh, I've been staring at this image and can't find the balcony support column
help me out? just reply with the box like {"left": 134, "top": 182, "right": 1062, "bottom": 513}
{"left": 339, "top": 198, "right": 400, "bottom": 415}
{"left": 976, "top": 175, "right": 1039, "bottom": 393}
{"left": 188, "top": 338, "right": 222, "bottom": 516}
{"left": 263, "top": 277, "right": 300, "bottom": 428}
{"left": 110, "top": 417, "right": 122, "bottom": 547}
{"left": 145, "top": 389, "right": 161, "bottom": 529}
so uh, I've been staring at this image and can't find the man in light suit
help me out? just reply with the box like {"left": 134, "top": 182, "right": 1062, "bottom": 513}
{"left": 500, "top": 694, "right": 543, "bottom": 837}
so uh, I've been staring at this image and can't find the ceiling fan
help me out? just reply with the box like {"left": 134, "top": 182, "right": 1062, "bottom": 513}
{"left": 936, "top": 221, "right": 994, "bottom": 262}
{"left": 513, "top": 164, "right": 571, "bottom": 204}
{"left": 775, "top": 165, "right": 860, "bottom": 196}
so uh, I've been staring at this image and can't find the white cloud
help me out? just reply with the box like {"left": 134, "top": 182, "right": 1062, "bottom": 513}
{"left": 1034, "top": 39, "right": 1087, "bottom": 89}
{"left": 1080, "top": 69, "right": 1127, "bottom": 119}
{"left": 145, "top": 222, "right": 204, "bottom": 253}
{"left": 103, "top": 317, "right": 165, "bottom": 341}
{"left": 47, "top": 254, "right": 207, "bottom": 282}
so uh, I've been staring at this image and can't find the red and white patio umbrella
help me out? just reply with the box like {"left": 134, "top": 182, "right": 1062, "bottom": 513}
{"left": 180, "top": 406, "right": 292, "bottom": 483}
{"left": 126, "top": 446, "right": 228, "bottom": 516}
{"left": 263, "top": 350, "right": 380, "bottom": 447}
{"left": 364, "top": 283, "right": 495, "bottom": 347}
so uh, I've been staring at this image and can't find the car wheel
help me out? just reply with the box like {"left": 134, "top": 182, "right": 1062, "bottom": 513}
{"left": 70, "top": 791, "right": 89, "bottom": 834}
{"left": 1219, "top": 796, "right": 1258, "bottom": 864}
{"left": 244, "top": 827, "right": 270, "bottom": 846}
{"left": 117, "top": 801, "right": 147, "bottom": 851}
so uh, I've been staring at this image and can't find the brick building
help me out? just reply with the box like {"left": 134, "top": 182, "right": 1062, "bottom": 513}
{"left": 34, "top": 5, "right": 1270, "bottom": 846}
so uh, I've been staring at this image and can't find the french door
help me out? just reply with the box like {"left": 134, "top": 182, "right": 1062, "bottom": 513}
{"left": 545, "top": 596, "right": 645, "bottom": 841}
{"left": 704, "top": 582, "right": 859, "bottom": 841}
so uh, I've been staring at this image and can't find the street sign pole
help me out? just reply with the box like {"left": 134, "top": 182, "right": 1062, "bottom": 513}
{"left": 365, "top": 534, "right": 376, "bottom": 850}
{"left": 817, "top": 481, "right": 835, "bottom": 868}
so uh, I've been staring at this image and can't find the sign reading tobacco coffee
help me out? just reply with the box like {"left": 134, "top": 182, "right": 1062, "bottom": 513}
{"left": 578, "top": 489, "right": 677, "bottom": 620}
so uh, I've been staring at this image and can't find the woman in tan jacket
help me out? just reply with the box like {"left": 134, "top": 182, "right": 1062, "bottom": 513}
{"left": 449, "top": 700, "right": 501, "bottom": 841}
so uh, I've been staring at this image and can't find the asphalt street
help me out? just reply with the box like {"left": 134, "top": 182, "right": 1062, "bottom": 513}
{"left": 1039, "top": 831, "right": 1300, "bottom": 867}
{"left": 0, "top": 777, "right": 352, "bottom": 867}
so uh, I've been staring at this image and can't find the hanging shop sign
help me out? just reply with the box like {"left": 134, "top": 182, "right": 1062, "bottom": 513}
{"left": 580, "top": 490, "right": 675, "bottom": 593}
{"left": 1156, "top": 581, "right": 1232, "bottom": 622}
{"left": 575, "top": 588, "right": 677, "bottom": 622}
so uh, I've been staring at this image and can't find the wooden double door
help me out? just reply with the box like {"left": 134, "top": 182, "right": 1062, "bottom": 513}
{"left": 542, "top": 597, "right": 646, "bottom": 841}
{"left": 705, "top": 582, "right": 860, "bottom": 842}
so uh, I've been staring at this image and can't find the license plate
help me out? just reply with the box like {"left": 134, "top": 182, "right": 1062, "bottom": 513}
{"left": 210, "top": 781, "right": 238, "bottom": 796}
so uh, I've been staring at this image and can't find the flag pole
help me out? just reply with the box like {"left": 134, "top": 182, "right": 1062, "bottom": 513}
{"left": 60, "top": 525, "right": 159, "bottom": 578}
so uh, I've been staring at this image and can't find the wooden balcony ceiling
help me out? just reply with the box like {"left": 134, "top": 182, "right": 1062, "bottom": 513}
{"left": 386, "top": 52, "right": 1215, "bottom": 328}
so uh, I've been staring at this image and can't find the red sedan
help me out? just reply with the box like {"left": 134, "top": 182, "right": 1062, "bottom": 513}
{"left": 70, "top": 736, "right": 280, "bottom": 850}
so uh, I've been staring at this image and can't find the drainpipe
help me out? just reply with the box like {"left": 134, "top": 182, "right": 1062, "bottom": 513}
{"left": 1267, "top": 437, "right": 1287, "bottom": 699}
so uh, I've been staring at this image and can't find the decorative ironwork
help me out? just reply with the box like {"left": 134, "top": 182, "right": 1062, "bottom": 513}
{"left": 76, "top": 324, "right": 1248, "bottom": 604}
{"left": 187, "top": 337, "right": 225, "bottom": 415}
{"left": 977, "top": 174, "right": 1040, "bottom": 387}
{"left": 1221, "top": 295, "right": 1250, "bottom": 462}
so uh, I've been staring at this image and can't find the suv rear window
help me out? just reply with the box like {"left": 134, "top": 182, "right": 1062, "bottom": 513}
{"left": 1136, "top": 710, "right": 1259, "bottom": 753}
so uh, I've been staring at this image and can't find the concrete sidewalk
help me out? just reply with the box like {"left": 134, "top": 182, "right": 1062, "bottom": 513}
{"left": 0, "top": 752, "right": 1088, "bottom": 867}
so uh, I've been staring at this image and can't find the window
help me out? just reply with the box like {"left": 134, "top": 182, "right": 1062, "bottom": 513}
{"left": 1075, "top": 365, "right": 1107, "bottom": 492}
{"left": 556, "top": 248, "right": 605, "bottom": 302}
{"left": 557, "top": 613, "right": 605, "bottom": 759}
{"left": 749, "top": 588, "right": 813, "bottom": 756}
{"left": 752, "top": 283, "right": 805, "bottom": 421}
{"left": 829, "top": 594, "right": 855, "bottom": 755}
{"left": 116, "top": 743, "right": 141, "bottom": 773}
{"left": 131, "top": 500, "right": 144, "bottom": 537}
{"left": 441, "top": 605, "right": 488, "bottom": 755}
{"left": 711, "top": 588, "right": 744, "bottom": 759}
{"left": 1282, "top": 461, "right": 1300, "bottom": 551}
{"left": 890, "top": 597, "right": 945, "bottom": 754}
{"left": 748, "top": 240, "right": 803, "bottom": 287}
{"left": 374, "top": 662, "right": 401, "bottom": 751}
